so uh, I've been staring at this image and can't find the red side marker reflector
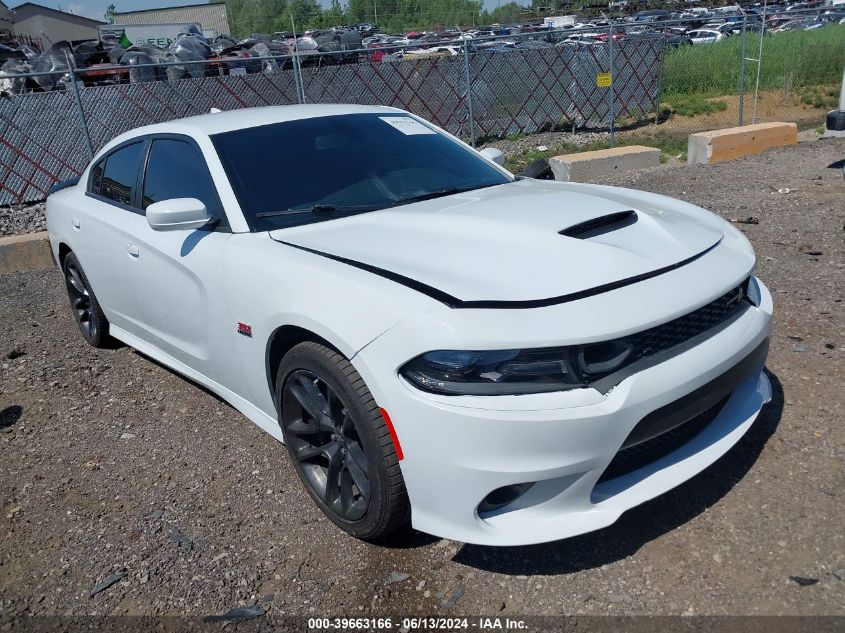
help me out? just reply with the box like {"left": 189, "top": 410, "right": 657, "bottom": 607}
{"left": 379, "top": 407, "right": 404, "bottom": 461}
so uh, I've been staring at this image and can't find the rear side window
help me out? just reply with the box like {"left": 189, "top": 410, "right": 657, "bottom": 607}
{"left": 96, "top": 141, "right": 145, "bottom": 207}
{"left": 141, "top": 139, "right": 222, "bottom": 218}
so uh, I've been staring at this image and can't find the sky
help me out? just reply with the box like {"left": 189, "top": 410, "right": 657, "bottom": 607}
{"left": 10, "top": 0, "right": 513, "bottom": 23}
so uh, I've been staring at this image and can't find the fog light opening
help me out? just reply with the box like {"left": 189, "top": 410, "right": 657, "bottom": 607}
{"left": 478, "top": 483, "right": 534, "bottom": 515}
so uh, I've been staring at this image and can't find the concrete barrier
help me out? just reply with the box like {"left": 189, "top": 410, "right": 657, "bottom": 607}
{"left": 688, "top": 122, "right": 797, "bottom": 165}
{"left": 0, "top": 232, "right": 54, "bottom": 275}
{"left": 549, "top": 145, "right": 661, "bottom": 182}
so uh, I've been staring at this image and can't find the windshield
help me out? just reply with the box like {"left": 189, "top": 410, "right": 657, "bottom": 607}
{"left": 211, "top": 113, "right": 512, "bottom": 231}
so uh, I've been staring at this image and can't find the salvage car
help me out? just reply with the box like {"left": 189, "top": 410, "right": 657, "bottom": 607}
{"left": 687, "top": 28, "right": 725, "bottom": 43}
{"left": 46, "top": 105, "right": 773, "bottom": 546}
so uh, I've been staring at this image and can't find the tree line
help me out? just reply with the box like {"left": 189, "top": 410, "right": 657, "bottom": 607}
{"left": 216, "top": 0, "right": 576, "bottom": 37}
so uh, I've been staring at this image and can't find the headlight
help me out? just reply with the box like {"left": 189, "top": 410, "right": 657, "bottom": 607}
{"left": 400, "top": 278, "right": 751, "bottom": 397}
{"left": 400, "top": 348, "right": 591, "bottom": 395}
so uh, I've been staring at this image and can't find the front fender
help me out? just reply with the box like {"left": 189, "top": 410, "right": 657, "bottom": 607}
{"left": 221, "top": 232, "right": 444, "bottom": 419}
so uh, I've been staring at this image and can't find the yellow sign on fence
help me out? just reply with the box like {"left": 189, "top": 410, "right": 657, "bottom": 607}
{"left": 596, "top": 72, "right": 612, "bottom": 87}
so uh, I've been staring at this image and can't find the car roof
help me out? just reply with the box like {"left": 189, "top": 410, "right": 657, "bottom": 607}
{"left": 106, "top": 104, "right": 404, "bottom": 147}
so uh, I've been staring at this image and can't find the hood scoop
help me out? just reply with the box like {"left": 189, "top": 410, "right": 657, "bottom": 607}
{"left": 560, "top": 210, "right": 638, "bottom": 239}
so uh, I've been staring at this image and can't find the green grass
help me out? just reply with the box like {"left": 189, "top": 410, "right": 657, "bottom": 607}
{"left": 799, "top": 86, "right": 840, "bottom": 110}
{"left": 662, "top": 26, "right": 845, "bottom": 99}
{"left": 662, "top": 94, "right": 729, "bottom": 117}
{"left": 503, "top": 138, "right": 613, "bottom": 173}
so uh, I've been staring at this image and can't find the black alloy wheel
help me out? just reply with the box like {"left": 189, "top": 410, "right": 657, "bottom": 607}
{"left": 282, "top": 369, "right": 370, "bottom": 521}
{"left": 62, "top": 252, "right": 113, "bottom": 348}
{"left": 276, "top": 341, "right": 409, "bottom": 539}
{"left": 65, "top": 257, "right": 97, "bottom": 341}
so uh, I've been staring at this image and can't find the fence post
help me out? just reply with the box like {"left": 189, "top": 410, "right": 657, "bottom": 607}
{"left": 68, "top": 69, "right": 94, "bottom": 160}
{"left": 654, "top": 39, "right": 666, "bottom": 125}
{"left": 608, "top": 21, "right": 616, "bottom": 147}
{"left": 462, "top": 38, "right": 477, "bottom": 148}
{"left": 291, "top": 15, "right": 305, "bottom": 104}
{"left": 738, "top": 12, "right": 748, "bottom": 126}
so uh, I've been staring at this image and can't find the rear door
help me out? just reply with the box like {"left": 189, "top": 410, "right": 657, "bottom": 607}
{"left": 121, "top": 135, "right": 232, "bottom": 375}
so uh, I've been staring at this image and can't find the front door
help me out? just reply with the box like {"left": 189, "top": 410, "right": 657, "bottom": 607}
{"left": 121, "top": 136, "right": 232, "bottom": 377}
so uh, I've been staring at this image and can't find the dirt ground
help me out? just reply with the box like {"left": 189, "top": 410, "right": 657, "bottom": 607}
{"left": 1, "top": 138, "right": 843, "bottom": 624}
{"left": 656, "top": 88, "right": 834, "bottom": 135}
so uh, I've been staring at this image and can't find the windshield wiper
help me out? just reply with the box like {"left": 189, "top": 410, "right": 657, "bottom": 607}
{"left": 388, "top": 184, "right": 491, "bottom": 208}
{"left": 256, "top": 184, "right": 499, "bottom": 219}
{"left": 256, "top": 204, "right": 375, "bottom": 219}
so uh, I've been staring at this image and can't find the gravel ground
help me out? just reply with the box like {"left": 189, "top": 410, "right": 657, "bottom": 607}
{"left": 0, "top": 202, "right": 46, "bottom": 237}
{"left": 0, "top": 138, "right": 843, "bottom": 621}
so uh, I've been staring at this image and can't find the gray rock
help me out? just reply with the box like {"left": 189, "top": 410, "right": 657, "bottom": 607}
{"left": 88, "top": 570, "right": 128, "bottom": 598}
{"left": 169, "top": 529, "right": 193, "bottom": 552}
{"left": 439, "top": 585, "right": 465, "bottom": 609}
{"left": 203, "top": 604, "right": 266, "bottom": 623}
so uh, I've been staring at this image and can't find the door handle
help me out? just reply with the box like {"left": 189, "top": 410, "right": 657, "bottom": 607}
{"left": 126, "top": 242, "right": 140, "bottom": 258}
{"left": 72, "top": 218, "right": 80, "bottom": 230}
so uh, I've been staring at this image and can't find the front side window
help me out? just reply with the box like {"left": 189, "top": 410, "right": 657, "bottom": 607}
{"left": 89, "top": 159, "right": 105, "bottom": 196}
{"left": 97, "top": 141, "right": 145, "bottom": 207}
{"left": 211, "top": 113, "right": 512, "bottom": 231}
{"left": 141, "top": 139, "right": 222, "bottom": 218}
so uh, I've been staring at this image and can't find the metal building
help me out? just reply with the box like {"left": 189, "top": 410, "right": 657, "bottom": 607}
{"left": 113, "top": 2, "right": 229, "bottom": 38}
{"left": 0, "top": 2, "right": 14, "bottom": 36}
{"left": 10, "top": 2, "right": 104, "bottom": 45}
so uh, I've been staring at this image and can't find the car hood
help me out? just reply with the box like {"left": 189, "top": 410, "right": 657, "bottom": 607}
{"left": 269, "top": 179, "right": 724, "bottom": 306}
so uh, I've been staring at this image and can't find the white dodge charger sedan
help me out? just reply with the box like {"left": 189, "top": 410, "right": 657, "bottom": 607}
{"left": 46, "top": 105, "right": 773, "bottom": 546}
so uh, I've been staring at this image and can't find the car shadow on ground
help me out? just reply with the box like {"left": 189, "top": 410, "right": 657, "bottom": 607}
{"left": 447, "top": 369, "right": 784, "bottom": 575}
{"left": 129, "top": 349, "right": 232, "bottom": 408}
{"left": 0, "top": 404, "right": 22, "bottom": 430}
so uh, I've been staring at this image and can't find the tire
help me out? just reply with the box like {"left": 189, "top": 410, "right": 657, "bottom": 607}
{"left": 62, "top": 251, "right": 113, "bottom": 348}
{"left": 520, "top": 158, "right": 554, "bottom": 180}
{"left": 277, "top": 341, "right": 410, "bottom": 539}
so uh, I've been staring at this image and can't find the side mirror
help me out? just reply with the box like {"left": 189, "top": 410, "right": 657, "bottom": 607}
{"left": 479, "top": 147, "right": 505, "bottom": 166}
{"left": 146, "top": 198, "right": 211, "bottom": 231}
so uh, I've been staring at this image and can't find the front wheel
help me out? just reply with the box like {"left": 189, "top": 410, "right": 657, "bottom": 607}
{"left": 277, "top": 341, "right": 410, "bottom": 539}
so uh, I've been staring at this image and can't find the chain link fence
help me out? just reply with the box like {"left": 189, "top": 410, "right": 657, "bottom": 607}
{"left": 0, "top": 10, "right": 842, "bottom": 206}
{"left": 655, "top": 8, "right": 843, "bottom": 135}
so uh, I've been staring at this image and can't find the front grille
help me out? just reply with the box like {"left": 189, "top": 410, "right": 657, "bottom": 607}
{"left": 596, "top": 395, "right": 730, "bottom": 484}
{"left": 583, "top": 279, "right": 750, "bottom": 390}
{"left": 622, "top": 281, "right": 748, "bottom": 364}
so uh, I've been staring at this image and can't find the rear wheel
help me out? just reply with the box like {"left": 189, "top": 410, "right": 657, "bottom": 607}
{"left": 277, "top": 341, "right": 409, "bottom": 539}
{"left": 62, "top": 252, "right": 113, "bottom": 348}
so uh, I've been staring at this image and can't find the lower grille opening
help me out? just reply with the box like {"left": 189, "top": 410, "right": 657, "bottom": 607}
{"left": 595, "top": 338, "right": 769, "bottom": 487}
{"left": 477, "top": 482, "right": 534, "bottom": 515}
{"left": 596, "top": 395, "right": 730, "bottom": 485}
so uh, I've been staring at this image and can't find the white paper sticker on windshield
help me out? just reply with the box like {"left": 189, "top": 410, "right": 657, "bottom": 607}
{"left": 380, "top": 117, "right": 437, "bottom": 135}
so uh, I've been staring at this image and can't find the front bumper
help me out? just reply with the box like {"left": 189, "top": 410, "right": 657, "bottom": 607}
{"left": 354, "top": 277, "right": 774, "bottom": 546}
